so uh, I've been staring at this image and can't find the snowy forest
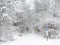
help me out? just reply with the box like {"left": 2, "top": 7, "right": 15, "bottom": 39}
{"left": 0, "top": 0, "right": 60, "bottom": 42}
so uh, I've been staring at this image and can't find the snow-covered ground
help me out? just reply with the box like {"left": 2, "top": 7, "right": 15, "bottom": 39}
{"left": 0, "top": 33, "right": 60, "bottom": 45}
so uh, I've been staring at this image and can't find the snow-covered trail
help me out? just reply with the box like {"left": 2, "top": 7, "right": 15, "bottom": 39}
{"left": 0, "top": 33, "right": 60, "bottom": 45}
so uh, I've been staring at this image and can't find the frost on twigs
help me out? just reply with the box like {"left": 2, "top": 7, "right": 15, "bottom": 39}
{"left": 0, "top": 0, "right": 60, "bottom": 42}
{"left": 34, "top": 18, "right": 60, "bottom": 40}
